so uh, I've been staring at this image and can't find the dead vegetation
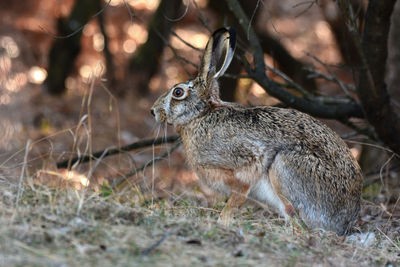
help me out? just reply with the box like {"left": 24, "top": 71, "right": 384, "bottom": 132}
{"left": 0, "top": 167, "right": 399, "bottom": 266}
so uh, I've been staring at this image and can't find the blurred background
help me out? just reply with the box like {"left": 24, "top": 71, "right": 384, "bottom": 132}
{"left": 0, "top": 0, "right": 399, "bottom": 206}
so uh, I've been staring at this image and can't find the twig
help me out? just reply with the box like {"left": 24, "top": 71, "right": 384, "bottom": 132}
{"left": 98, "top": 5, "right": 116, "bottom": 86}
{"left": 293, "top": 0, "right": 318, "bottom": 17}
{"left": 345, "top": 140, "right": 399, "bottom": 158}
{"left": 77, "top": 146, "right": 110, "bottom": 215}
{"left": 166, "top": 42, "right": 199, "bottom": 70}
{"left": 111, "top": 141, "right": 181, "bottom": 189}
{"left": 56, "top": 135, "right": 180, "bottom": 169}
{"left": 378, "top": 153, "right": 395, "bottom": 187}
{"left": 363, "top": 165, "right": 400, "bottom": 188}
{"left": 306, "top": 68, "right": 357, "bottom": 93}
{"left": 392, "top": 99, "right": 400, "bottom": 110}
{"left": 164, "top": 1, "right": 189, "bottom": 22}
{"left": 150, "top": 26, "right": 198, "bottom": 75}
{"left": 15, "top": 140, "right": 31, "bottom": 209}
{"left": 266, "top": 64, "right": 310, "bottom": 96}
{"left": 192, "top": 0, "right": 213, "bottom": 33}
{"left": 247, "top": 0, "right": 261, "bottom": 40}
{"left": 339, "top": 119, "right": 378, "bottom": 141}
{"left": 225, "top": 0, "right": 265, "bottom": 72}
{"left": 376, "top": 227, "right": 400, "bottom": 251}
{"left": 39, "top": 0, "right": 112, "bottom": 39}
{"left": 170, "top": 30, "right": 203, "bottom": 52}
{"left": 266, "top": 64, "right": 351, "bottom": 105}
{"left": 340, "top": 131, "right": 360, "bottom": 140}
{"left": 123, "top": 0, "right": 135, "bottom": 24}
{"left": 131, "top": 14, "right": 196, "bottom": 76}
{"left": 306, "top": 53, "right": 353, "bottom": 97}
{"left": 223, "top": 73, "right": 251, "bottom": 79}
{"left": 141, "top": 230, "right": 175, "bottom": 256}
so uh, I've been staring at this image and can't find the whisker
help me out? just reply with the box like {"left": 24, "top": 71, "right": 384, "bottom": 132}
{"left": 151, "top": 125, "right": 162, "bottom": 204}
{"left": 164, "top": 121, "right": 172, "bottom": 167}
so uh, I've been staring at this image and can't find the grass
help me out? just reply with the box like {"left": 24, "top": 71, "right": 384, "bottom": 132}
{"left": 1, "top": 173, "right": 399, "bottom": 267}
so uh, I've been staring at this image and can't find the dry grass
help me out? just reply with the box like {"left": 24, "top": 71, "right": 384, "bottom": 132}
{"left": 1, "top": 169, "right": 399, "bottom": 267}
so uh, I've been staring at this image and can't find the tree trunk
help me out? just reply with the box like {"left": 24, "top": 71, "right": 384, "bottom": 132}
{"left": 320, "top": 0, "right": 364, "bottom": 66}
{"left": 45, "top": 0, "right": 101, "bottom": 95}
{"left": 387, "top": 0, "right": 400, "bottom": 108}
{"left": 129, "top": 0, "right": 181, "bottom": 96}
{"left": 357, "top": 0, "right": 400, "bottom": 155}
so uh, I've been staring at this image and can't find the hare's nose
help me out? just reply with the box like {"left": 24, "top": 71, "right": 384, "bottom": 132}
{"left": 150, "top": 109, "right": 155, "bottom": 117}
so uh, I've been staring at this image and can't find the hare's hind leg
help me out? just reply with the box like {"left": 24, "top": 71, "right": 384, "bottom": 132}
{"left": 269, "top": 170, "right": 308, "bottom": 232}
{"left": 217, "top": 179, "right": 250, "bottom": 226}
{"left": 268, "top": 152, "right": 333, "bottom": 232}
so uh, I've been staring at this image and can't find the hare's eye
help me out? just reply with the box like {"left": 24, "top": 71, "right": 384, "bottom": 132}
{"left": 172, "top": 88, "right": 184, "bottom": 98}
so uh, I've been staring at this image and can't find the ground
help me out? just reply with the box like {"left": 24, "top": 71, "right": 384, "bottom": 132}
{"left": 1, "top": 180, "right": 399, "bottom": 266}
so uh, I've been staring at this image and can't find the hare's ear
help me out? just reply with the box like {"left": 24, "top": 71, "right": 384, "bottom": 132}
{"left": 198, "top": 27, "right": 236, "bottom": 83}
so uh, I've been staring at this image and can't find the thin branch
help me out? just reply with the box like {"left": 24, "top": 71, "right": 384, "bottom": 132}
{"left": 264, "top": 64, "right": 348, "bottom": 105}
{"left": 141, "top": 230, "right": 176, "bottom": 256}
{"left": 166, "top": 42, "right": 199, "bottom": 69}
{"left": 223, "top": 73, "right": 252, "bottom": 79}
{"left": 56, "top": 135, "right": 180, "bottom": 169}
{"left": 170, "top": 30, "right": 203, "bottom": 52}
{"left": 266, "top": 64, "right": 353, "bottom": 105}
{"left": 164, "top": 1, "right": 189, "bottom": 22}
{"left": 266, "top": 64, "right": 309, "bottom": 96}
{"left": 131, "top": 13, "right": 196, "bottom": 77}
{"left": 39, "top": 0, "right": 112, "bottom": 39}
{"left": 306, "top": 68, "right": 357, "bottom": 93}
{"left": 192, "top": 0, "right": 213, "bottom": 33}
{"left": 225, "top": 0, "right": 265, "bottom": 72}
{"left": 98, "top": 3, "right": 116, "bottom": 86}
{"left": 225, "top": 0, "right": 363, "bottom": 119}
{"left": 147, "top": 24, "right": 198, "bottom": 75}
{"left": 306, "top": 53, "right": 353, "bottom": 97}
{"left": 339, "top": 119, "right": 378, "bottom": 142}
{"left": 292, "top": 0, "right": 318, "bottom": 17}
{"left": 247, "top": 0, "right": 261, "bottom": 40}
{"left": 111, "top": 141, "right": 181, "bottom": 189}
{"left": 123, "top": 0, "right": 135, "bottom": 24}
{"left": 364, "top": 165, "right": 400, "bottom": 186}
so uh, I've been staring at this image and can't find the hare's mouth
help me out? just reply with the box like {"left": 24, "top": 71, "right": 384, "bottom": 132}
{"left": 152, "top": 109, "right": 167, "bottom": 123}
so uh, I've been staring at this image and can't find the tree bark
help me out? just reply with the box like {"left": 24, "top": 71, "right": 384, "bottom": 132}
{"left": 320, "top": 0, "right": 364, "bottom": 66}
{"left": 45, "top": 0, "right": 102, "bottom": 95}
{"left": 129, "top": 0, "right": 181, "bottom": 96}
{"left": 358, "top": 0, "right": 400, "bottom": 155}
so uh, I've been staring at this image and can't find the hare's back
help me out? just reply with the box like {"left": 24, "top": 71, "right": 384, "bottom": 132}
{"left": 210, "top": 106, "right": 348, "bottom": 149}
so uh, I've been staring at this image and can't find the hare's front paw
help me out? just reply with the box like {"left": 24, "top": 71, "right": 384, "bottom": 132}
{"left": 216, "top": 185, "right": 250, "bottom": 226}
{"left": 217, "top": 205, "right": 233, "bottom": 226}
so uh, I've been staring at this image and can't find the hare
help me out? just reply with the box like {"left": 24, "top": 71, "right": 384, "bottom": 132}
{"left": 151, "top": 28, "right": 363, "bottom": 235}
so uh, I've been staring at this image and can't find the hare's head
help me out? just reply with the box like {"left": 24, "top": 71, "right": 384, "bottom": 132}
{"left": 151, "top": 28, "right": 236, "bottom": 127}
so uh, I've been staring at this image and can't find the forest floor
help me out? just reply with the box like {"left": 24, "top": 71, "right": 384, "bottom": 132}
{"left": 1, "top": 177, "right": 399, "bottom": 266}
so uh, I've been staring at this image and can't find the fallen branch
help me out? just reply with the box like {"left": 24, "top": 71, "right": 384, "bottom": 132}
{"left": 56, "top": 135, "right": 180, "bottom": 169}
{"left": 111, "top": 140, "right": 181, "bottom": 189}
{"left": 141, "top": 230, "right": 176, "bottom": 256}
